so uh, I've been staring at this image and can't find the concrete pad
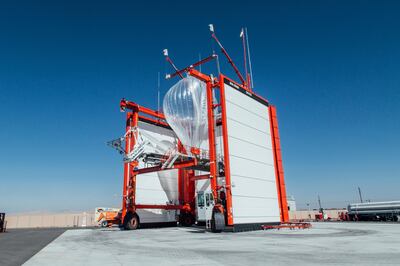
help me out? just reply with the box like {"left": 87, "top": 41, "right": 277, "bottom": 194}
{"left": 24, "top": 222, "right": 400, "bottom": 265}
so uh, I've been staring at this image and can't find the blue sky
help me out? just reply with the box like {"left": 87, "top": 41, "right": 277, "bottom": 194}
{"left": 0, "top": 1, "right": 399, "bottom": 213}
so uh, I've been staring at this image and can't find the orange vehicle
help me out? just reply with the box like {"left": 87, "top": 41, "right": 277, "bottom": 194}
{"left": 95, "top": 208, "right": 121, "bottom": 227}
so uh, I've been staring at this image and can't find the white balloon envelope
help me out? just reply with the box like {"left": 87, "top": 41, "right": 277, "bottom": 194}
{"left": 163, "top": 76, "right": 209, "bottom": 151}
{"left": 156, "top": 140, "right": 179, "bottom": 203}
{"left": 157, "top": 169, "right": 179, "bottom": 204}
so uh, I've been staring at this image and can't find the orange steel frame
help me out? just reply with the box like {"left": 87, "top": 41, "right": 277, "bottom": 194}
{"left": 119, "top": 69, "right": 288, "bottom": 226}
{"left": 120, "top": 99, "right": 197, "bottom": 221}
{"left": 269, "top": 106, "right": 289, "bottom": 222}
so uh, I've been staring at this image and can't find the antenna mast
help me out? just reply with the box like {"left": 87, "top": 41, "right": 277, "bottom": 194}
{"left": 245, "top": 27, "right": 254, "bottom": 89}
{"left": 164, "top": 52, "right": 217, "bottom": 80}
{"left": 198, "top": 53, "right": 202, "bottom": 72}
{"left": 240, "top": 28, "right": 250, "bottom": 91}
{"left": 157, "top": 72, "right": 161, "bottom": 112}
{"left": 163, "top": 49, "right": 184, "bottom": 79}
{"left": 209, "top": 24, "right": 248, "bottom": 88}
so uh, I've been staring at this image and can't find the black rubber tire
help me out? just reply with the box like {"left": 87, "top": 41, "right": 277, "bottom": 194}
{"left": 101, "top": 220, "right": 108, "bottom": 227}
{"left": 179, "top": 213, "right": 194, "bottom": 227}
{"left": 211, "top": 210, "right": 225, "bottom": 233}
{"left": 123, "top": 212, "right": 140, "bottom": 230}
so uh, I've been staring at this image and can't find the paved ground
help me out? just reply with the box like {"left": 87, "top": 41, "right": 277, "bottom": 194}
{"left": 23, "top": 222, "right": 400, "bottom": 265}
{"left": 0, "top": 228, "right": 66, "bottom": 266}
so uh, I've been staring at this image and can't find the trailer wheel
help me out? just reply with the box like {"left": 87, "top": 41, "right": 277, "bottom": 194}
{"left": 123, "top": 212, "right": 140, "bottom": 230}
{"left": 179, "top": 213, "right": 194, "bottom": 227}
{"left": 211, "top": 209, "right": 225, "bottom": 233}
{"left": 101, "top": 220, "right": 108, "bottom": 227}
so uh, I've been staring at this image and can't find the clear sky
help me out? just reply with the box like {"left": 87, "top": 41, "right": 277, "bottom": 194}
{"left": 1, "top": 1, "right": 399, "bottom": 213}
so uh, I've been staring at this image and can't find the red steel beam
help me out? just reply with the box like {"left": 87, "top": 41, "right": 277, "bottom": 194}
{"left": 219, "top": 74, "right": 234, "bottom": 225}
{"left": 269, "top": 105, "right": 289, "bottom": 223}
{"left": 135, "top": 204, "right": 185, "bottom": 210}
{"left": 206, "top": 80, "right": 219, "bottom": 200}
{"left": 122, "top": 111, "right": 139, "bottom": 219}
{"left": 120, "top": 99, "right": 165, "bottom": 120}
{"left": 188, "top": 69, "right": 211, "bottom": 83}
{"left": 121, "top": 113, "right": 132, "bottom": 219}
{"left": 189, "top": 174, "right": 210, "bottom": 182}
{"left": 133, "top": 159, "right": 197, "bottom": 175}
{"left": 165, "top": 56, "right": 184, "bottom": 79}
{"left": 138, "top": 115, "right": 170, "bottom": 129}
{"left": 177, "top": 142, "right": 185, "bottom": 205}
{"left": 168, "top": 54, "right": 217, "bottom": 80}
{"left": 184, "top": 170, "right": 196, "bottom": 210}
{"left": 210, "top": 31, "right": 247, "bottom": 87}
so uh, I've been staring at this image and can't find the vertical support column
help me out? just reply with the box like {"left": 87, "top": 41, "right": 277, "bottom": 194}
{"left": 206, "top": 81, "right": 218, "bottom": 200}
{"left": 121, "top": 112, "right": 132, "bottom": 219}
{"left": 219, "top": 76, "right": 234, "bottom": 226}
{"left": 121, "top": 111, "right": 138, "bottom": 220}
{"left": 177, "top": 141, "right": 195, "bottom": 215}
{"left": 269, "top": 105, "right": 289, "bottom": 223}
{"left": 178, "top": 168, "right": 185, "bottom": 205}
{"left": 177, "top": 142, "right": 185, "bottom": 205}
{"left": 184, "top": 170, "right": 196, "bottom": 207}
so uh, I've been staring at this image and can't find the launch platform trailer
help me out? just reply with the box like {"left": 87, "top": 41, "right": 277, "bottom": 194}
{"left": 109, "top": 25, "right": 289, "bottom": 232}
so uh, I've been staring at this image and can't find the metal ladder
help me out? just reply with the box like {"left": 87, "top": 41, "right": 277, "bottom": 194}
{"left": 125, "top": 140, "right": 150, "bottom": 162}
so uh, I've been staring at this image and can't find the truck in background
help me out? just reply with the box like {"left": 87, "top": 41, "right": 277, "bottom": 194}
{"left": 95, "top": 207, "right": 121, "bottom": 227}
{"left": 95, "top": 207, "right": 177, "bottom": 228}
{"left": 345, "top": 201, "right": 400, "bottom": 222}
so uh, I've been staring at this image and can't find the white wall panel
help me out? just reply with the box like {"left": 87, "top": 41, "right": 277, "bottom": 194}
{"left": 229, "top": 156, "right": 275, "bottom": 181}
{"left": 228, "top": 137, "right": 274, "bottom": 166}
{"left": 224, "top": 82, "right": 280, "bottom": 224}
{"left": 227, "top": 118, "right": 272, "bottom": 149}
{"left": 231, "top": 175, "right": 278, "bottom": 199}
{"left": 231, "top": 196, "right": 280, "bottom": 223}
{"left": 224, "top": 102, "right": 269, "bottom": 133}
{"left": 224, "top": 85, "right": 270, "bottom": 116}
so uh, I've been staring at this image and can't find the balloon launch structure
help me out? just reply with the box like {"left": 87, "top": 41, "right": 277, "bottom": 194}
{"left": 109, "top": 25, "right": 289, "bottom": 232}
